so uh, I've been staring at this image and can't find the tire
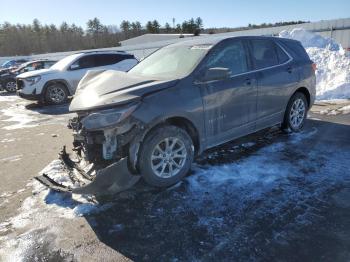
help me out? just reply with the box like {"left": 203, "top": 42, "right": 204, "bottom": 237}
{"left": 4, "top": 80, "right": 17, "bottom": 93}
{"left": 282, "top": 92, "right": 308, "bottom": 132}
{"left": 44, "top": 83, "right": 68, "bottom": 105}
{"left": 138, "top": 125, "right": 194, "bottom": 187}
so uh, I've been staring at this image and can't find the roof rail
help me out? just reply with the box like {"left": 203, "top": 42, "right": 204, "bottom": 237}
{"left": 74, "top": 50, "right": 127, "bottom": 55}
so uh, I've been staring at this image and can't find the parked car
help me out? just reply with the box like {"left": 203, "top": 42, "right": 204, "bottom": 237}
{"left": 36, "top": 35, "right": 316, "bottom": 195}
{"left": 0, "top": 60, "right": 57, "bottom": 92}
{"left": 0, "top": 59, "right": 28, "bottom": 69}
{"left": 16, "top": 51, "right": 138, "bottom": 104}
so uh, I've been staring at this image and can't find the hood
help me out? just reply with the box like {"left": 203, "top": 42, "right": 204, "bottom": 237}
{"left": 16, "top": 68, "right": 58, "bottom": 78}
{"left": 69, "top": 70, "right": 179, "bottom": 112}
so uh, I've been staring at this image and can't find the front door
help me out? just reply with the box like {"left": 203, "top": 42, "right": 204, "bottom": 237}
{"left": 198, "top": 39, "right": 258, "bottom": 147}
{"left": 67, "top": 55, "right": 97, "bottom": 91}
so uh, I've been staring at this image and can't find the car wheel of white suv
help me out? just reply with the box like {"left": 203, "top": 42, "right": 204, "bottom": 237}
{"left": 45, "top": 83, "right": 68, "bottom": 105}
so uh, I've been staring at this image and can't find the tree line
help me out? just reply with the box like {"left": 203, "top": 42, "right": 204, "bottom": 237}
{"left": 204, "top": 20, "right": 309, "bottom": 34}
{"left": 0, "top": 17, "right": 203, "bottom": 56}
{"left": 0, "top": 18, "right": 307, "bottom": 56}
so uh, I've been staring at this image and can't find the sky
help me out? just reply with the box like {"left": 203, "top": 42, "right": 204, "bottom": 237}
{"left": 0, "top": 0, "right": 349, "bottom": 29}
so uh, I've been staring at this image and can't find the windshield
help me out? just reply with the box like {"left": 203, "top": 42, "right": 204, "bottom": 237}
{"left": 128, "top": 45, "right": 211, "bottom": 79}
{"left": 1, "top": 61, "right": 11, "bottom": 68}
{"left": 14, "top": 62, "right": 31, "bottom": 72}
{"left": 51, "top": 54, "right": 82, "bottom": 71}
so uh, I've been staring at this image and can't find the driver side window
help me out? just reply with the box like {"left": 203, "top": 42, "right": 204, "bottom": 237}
{"left": 206, "top": 40, "right": 248, "bottom": 75}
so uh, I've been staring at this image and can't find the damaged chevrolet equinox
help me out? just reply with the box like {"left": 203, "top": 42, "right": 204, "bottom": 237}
{"left": 36, "top": 36, "right": 316, "bottom": 195}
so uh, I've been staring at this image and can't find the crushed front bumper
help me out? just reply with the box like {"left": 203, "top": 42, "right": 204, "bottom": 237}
{"left": 35, "top": 147, "right": 140, "bottom": 195}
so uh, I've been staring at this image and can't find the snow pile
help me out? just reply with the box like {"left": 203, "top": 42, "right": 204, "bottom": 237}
{"left": 279, "top": 28, "right": 350, "bottom": 100}
{"left": 279, "top": 28, "right": 341, "bottom": 51}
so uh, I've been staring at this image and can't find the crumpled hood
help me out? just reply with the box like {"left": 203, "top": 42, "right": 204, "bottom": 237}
{"left": 69, "top": 70, "right": 179, "bottom": 112}
{"left": 17, "top": 68, "right": 58, "bottom": 78}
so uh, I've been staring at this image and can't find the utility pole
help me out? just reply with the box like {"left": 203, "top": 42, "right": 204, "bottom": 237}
{"left": 172, "top": 18, "right": 175, "bottom": 29}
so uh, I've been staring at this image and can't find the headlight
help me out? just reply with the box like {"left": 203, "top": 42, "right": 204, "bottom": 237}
{"left": 81, "top": 104, "right": 138, "bottom": 130}
{"left": 25, "top": 75, "right": 41, "bottom": 86}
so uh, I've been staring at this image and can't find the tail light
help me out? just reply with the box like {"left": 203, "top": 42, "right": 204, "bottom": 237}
{"left": 311, "top": 63, "right": 317, "bottom": 72}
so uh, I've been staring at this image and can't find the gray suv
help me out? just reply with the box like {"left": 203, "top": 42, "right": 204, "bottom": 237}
{"left": 36, "top": 36, "right": 316, "bottom": 195}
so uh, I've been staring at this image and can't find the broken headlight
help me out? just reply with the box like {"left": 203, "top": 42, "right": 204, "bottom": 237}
{"left": 81, "top": 104, "right": 138, "bottom": 130}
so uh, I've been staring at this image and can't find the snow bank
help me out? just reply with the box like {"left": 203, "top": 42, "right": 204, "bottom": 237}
{"left": 279, "top": 28, "right": 350, "bottom": 100}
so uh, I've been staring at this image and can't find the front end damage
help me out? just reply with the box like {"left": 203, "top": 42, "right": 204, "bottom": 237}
{"left": 34, "top": 69, "right": 179, "bottom": 195}
{"left": 35, "top": 107, "right": 144, "bottom": 195}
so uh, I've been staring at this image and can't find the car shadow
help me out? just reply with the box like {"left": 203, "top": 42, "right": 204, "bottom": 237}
{"left": 46, "top": 119, "right": 350, "bottom": 261}
{"left": 25, "top": 101, "right": 71, "bottom": 115}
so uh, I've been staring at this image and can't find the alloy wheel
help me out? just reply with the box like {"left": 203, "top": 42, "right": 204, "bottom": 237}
{"left": 151, "top": 137, "right": 187, "bottom": 178}
{"left": 48, "top": 86, "right": 66, "bottom": 104}
{"left": 289, "top": 98, "right": 306, "bottom": 129}
{"left": 6, "top": 81, "right": 16, "bottom": 92}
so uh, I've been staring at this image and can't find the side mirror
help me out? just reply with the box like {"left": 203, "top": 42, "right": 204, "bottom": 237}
{"left": 200, "top": 67, "right": 231, "bottom": 82}
{"left": 70, "top": 64, "right": 80, "bottom": 71}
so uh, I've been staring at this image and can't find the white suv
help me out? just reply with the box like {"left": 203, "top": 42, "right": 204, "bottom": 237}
{"left": 16, "top": 51, "right": 138, "bottom": 104}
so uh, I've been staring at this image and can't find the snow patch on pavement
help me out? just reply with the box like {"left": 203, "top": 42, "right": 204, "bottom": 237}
{"left": 0, "top": 154, "right": 23, "bottom": 162}
{"left": 183, "top": 128, "right": 349, "bottom": 252}
{"left": 1, "top": 138, "right": 15, "bottom": 143}
{"left": 279, "top": 28, "right": 350, "bottom": 100}
{"left": 0, "top": 94, "right": 20, "bottom": 102}
{"left": 338, "top": 104, "right": 350, "bottom": 114}
{"left": 0, "top": 160, "right": 112, "bottom": 261}
{"left": 1, "top": 105, "right": 39, "bottom": 130}
{"left": 0, "top": 96, "right": 72, "bottom": 130}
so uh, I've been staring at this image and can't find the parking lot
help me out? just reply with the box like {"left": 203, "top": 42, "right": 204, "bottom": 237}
{"left": 0, "top": 92, "right": 349, "bottom": 261}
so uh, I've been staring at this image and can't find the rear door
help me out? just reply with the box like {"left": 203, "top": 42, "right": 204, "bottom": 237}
{"left": 248, "top": 38, "right": 299, "bottom": 130}
{"left": 199, "top": 39, "right": 258, "bottom": 147}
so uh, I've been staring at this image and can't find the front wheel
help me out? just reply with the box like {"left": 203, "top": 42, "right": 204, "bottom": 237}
{"left": 45, "top": 83, "right": 68, "bottom": 105}
{"left": 4, "top": 80, "right": 17, "bottom": 93}
{"left": 138, "top": 125, "right": 194, "bottom": 187}
{"left": 282, "top": 92, "right": 308, "bottom": 132}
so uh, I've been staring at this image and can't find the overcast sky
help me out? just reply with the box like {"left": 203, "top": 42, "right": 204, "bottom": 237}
{"left": 0, "top": 0, "right": 349, "bottom": 28}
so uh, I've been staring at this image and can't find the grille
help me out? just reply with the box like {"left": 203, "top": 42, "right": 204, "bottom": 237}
{"left": 16, "top": 79, "right": 24, "bottom": 90}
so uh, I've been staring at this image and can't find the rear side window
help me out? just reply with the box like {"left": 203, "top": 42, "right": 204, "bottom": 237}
{"left": 94, "top": 54, "right": 134, "bottom": 67}
{"left": 206, "top": 40, "right": 248, "bottom": 75}
{"left": 276, "top": 44, "right": 290, "bottom": 63}
{"left": 72, "top": 55, "right": 96, "bottom": 70}
{"left": 279, "top": 40, "right": 310, "bottom": 61}
{"left": 250, "top": 39, "right": 279, "bottom": 69}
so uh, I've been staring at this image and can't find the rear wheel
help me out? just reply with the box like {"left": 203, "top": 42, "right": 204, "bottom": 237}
{"left": 282, "top": 92, "right": 308, "bottom": 132}
{"left": 138, "top": 125, "right": 194, "bottom": 187}
{"left": 4, "top": 80, "right": 17, "bottom": 93}
{"left": 45, "top": 83, "right": 68, "bottom": 104}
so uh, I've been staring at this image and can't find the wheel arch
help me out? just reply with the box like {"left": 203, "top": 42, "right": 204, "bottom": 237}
{"left": 293, "top": 87, "right": 311, "bottom": 107}
{"left": 143, "top": 116, "right": 201, "bottom": 155}
{"left": 128, "top": 116, "right": 201, "bottom": 174}
{"left": 43, "top": 79, "right": 72, "bottom": 96}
